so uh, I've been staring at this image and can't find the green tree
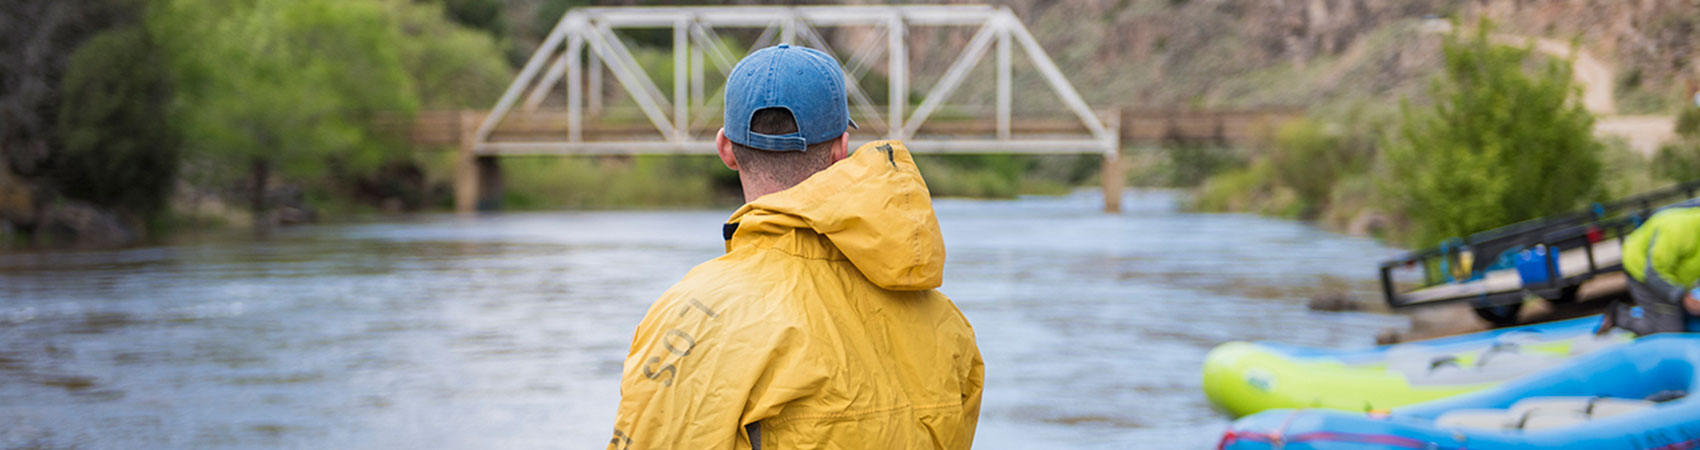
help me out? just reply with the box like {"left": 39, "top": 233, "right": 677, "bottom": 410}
{"left": 1654, "top": 106, "right": 1700, "bottom": 182}
{"left": 1383, "top": 20, "right": 1601, "bottom": 246}
{"left": 436, "top": 0, "right": 504, "bottom": 38}
{"left": 54, "top": 25, "right": 179, "bottom": 218}
{"left": 389, "top": 0, "right": 512, "bottom": 108}
{"left": 149, "top": 0, "right": 418, "bottom": 222}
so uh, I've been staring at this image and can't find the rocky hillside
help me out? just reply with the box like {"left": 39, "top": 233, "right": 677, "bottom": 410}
{"left": 1468, "top": 0, "right": 1700, "bottom": 113}
{"left": 495, "top": 0, "right": 1695, "bottom": 114}
{"left": 956, "top": 0, "right": 1693, "bottom": 113}
{"left": 974, "top": 0, "right": 1454, "bottom": 109}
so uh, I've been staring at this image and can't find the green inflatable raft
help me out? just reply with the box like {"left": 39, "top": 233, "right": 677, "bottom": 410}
{"left": 1201, "top": 316, "right": 1630, "bottom": 418}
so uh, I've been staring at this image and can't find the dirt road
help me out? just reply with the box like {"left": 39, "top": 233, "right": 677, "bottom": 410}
{"left": 1521, "top": 35, "right": 1674, "bottom": 156}
{"left": 1423, "top": 20, "right": 1675, "bottom": 156}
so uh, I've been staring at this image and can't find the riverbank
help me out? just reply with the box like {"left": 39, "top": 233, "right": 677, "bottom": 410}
{"left": 1183, "top": 109, "right": 1681, "bottom": 247}
{"left": 0, "top": 150, "right": 1099, "bottom": 250}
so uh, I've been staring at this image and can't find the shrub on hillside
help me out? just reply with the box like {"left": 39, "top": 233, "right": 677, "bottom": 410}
{"left": 1382, "top": 20, "right": 1602, "bottom": 247}
{"left": 1269, "top": 118, "right": 1375, "bottom": 217}
{"left": 1655, "top": 107, "right": 1700, "bottom": 183}
{"left": 1163, "top": 141, "right": 1243, "bottom": 187}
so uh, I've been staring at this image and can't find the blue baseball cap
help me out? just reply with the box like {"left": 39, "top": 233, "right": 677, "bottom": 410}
{"left": 723, "top": 44, "right": 857, "bottom": 151}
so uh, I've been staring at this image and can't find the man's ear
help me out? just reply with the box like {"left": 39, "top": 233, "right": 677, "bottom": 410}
{"left": 830, "top": 132, "right": 850, "bottom": 163}
{"left": 715, "top": 128, "right": 739, "bottom": 171}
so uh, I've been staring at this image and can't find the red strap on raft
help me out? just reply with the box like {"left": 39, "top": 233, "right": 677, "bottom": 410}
{"left": 1219, "top": 425, "right": 1700, "bottom": 450}
{"left": 1218, "top": 410, "right": 1440, "bottom": 449}
{"left": 1649, "top": 438, "right": 1700, "bottom": 450}
{"left": 1218, "top": 430, "right": 1433, "bottom": 449}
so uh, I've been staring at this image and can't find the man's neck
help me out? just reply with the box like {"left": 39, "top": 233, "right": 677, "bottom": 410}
{"left": 739, "top": 176, "right": 794, "bottom": 203}
{"left": 741, "top": 184, "right": 783, "bottom": 203}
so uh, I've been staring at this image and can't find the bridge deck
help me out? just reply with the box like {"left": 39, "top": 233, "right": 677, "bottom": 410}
{"left": 393, "top": 107, "right": 1301, "bottom": 154}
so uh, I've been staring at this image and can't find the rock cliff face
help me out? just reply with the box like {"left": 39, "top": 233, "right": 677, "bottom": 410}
{"left": 884, "top": 0, "right": 1695, "bottom": 110}
{"left": 495, "top": 0, "right": 1693, "bottom": 111}
{"left": 885, "top": 0, "right": 1456, "bottom": 109}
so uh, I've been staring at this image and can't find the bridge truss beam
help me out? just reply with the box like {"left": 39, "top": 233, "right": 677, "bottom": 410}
{"left": 477, "top": 5, "right": 1118, "bottom": 158}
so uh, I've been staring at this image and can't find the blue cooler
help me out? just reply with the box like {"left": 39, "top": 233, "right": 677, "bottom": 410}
{"left": 1515, "top": 245, "right": 1559, "bottom": 285}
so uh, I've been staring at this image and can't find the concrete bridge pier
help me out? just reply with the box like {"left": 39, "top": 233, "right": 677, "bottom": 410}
{"left": 454, "top": 154, "right": 504, "bottom": 213}
{"left": 1101, "top": 152, "right": 1125, "bottom": 213}
{"left": 454, "top": 110, "right": 503, "bottom": 213}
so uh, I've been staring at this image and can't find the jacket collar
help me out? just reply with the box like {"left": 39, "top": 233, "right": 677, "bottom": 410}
{"left": 723, "top": 140, "right": 946, "bottom": 290}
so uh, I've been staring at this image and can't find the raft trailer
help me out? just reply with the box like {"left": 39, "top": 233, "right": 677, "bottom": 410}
{"left": 1378, "top": 180, "right": 1700, "bottom": 325}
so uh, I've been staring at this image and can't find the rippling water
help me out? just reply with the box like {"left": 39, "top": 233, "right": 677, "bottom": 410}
{"left": 0, "top": 190, "right": 1406, "bottom": 449}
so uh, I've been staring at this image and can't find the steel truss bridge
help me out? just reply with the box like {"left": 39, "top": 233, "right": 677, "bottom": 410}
{"left": 405, "top": 5, "right": 1294, "bottom": 212}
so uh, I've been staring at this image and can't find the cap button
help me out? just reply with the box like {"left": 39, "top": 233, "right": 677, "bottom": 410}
{"left": 777, "top": 43, "right": 789, "bottom": 49}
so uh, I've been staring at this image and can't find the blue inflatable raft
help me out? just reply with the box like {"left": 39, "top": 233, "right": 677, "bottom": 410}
{"left": 1220, "top": 334, "right": 1700, "bottom": 450}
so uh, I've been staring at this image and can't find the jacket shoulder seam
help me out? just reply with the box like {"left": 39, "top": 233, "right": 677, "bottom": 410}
{"left": 768, "top": 400, "right": 961, "bottom": 423}
{"left": 755, "top": 246, "right": 848, "bottom": 262}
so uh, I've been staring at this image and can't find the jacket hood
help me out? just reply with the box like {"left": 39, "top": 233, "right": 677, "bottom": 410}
{"left": 726, "top": 140, "right": 945, "bottom": 290}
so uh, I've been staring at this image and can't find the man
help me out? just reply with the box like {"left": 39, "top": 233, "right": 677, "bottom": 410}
{"left": 608, "top": 44, "right": 984, "bottom": 450}
{"left": 1600, "top": 206, "right": 1700, "bottom": 335}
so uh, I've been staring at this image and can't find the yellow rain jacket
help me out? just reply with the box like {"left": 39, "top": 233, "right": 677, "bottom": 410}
{"left": 610, "top": 140, "right": 984, "bottom": 450}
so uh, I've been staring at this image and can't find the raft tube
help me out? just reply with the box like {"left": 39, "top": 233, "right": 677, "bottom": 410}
{"left": 1219, "top": 334, "right": 1700, "bottom": 450}
{"left": 1203, "top": 316, "right": 1629, "bottom": 417}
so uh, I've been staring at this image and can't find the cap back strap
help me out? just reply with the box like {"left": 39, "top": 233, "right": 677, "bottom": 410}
{"left": 742, "top": 131, "right": 809, "bottom": 151}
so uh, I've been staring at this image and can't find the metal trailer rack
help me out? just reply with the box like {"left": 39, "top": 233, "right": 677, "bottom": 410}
{"left": 1379, "top": 180, "right": 1700, "bottom": 325}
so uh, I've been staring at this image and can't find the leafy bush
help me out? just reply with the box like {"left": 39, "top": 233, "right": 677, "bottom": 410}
{"left": 1267, "top": 118, "right": 1376, "bottom": 216}
{"left": 1162, "top": 141, "right": 1243, "bottom": 187}
{"left": 914, "top": 155, "right": 1027, "bottom": 199}
{"left": 1656, "top": 143, "right": 1700, "bottom": 183}
{"left": 1269, "top": 119, "right": 1342, "bottom": 205}
{"left": 1193, "top": 160, "right": 1273, "bottom": 212}
{"left": 1598, "top": 137, "right": 1669, "bottom": 201}
{"left": 1678, "top": 105, "right": 1700, "bottom": 137}
{"left": 54, "top": 26, "right": 178, "bottom": 217}
{"left": 1187, "top": 104, "right": 1386, "bottom": 220}
{"left": 1655, "top": 107, "right": 1700, "bottom": 182}
{"left": 1382, "top": 20, "right": 1602, "bottom": 247}
{"left": 496, "top": 155, "right": 739, "bottom": 209}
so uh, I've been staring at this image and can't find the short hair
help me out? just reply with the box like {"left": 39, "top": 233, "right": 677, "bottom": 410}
{"left": 730, "top": 108, "right": 838, "bottom": 188}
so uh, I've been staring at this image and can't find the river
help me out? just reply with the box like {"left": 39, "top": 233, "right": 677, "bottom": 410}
{"left": 0, "top": 189, "right": 1407, "bottom": 449}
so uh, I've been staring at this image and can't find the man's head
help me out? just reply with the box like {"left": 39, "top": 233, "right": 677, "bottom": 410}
{"left": 715, "top": 44, "right": 856, "bottom": 202}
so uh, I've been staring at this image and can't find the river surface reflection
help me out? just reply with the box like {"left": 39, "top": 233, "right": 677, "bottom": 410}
{"left": 0, "top": 190, "right": 1406, "bottom": 449}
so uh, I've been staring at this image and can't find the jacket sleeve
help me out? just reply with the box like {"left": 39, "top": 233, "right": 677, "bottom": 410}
{"left": 608, "top": 291, "right": 827, "bottom": 450}
{"left": 958, "top": 325, "right": 986, "bottom": 448}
